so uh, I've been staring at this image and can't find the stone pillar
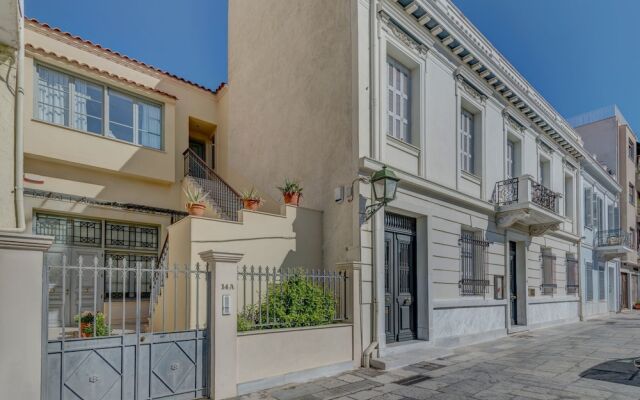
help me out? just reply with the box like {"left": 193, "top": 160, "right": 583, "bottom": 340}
{"left": 338, "top": 262, "right": 362, "bottom": 367}
{"left": 0, "top": 232, "right": 53, "bottom": 400}
{"left": 199, "top": 250, "right": 243, "bottom": 400}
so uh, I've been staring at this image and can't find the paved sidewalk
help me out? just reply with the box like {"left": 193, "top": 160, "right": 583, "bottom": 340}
{"left": 236, "top": 313, "right": 640, "bottom": 400}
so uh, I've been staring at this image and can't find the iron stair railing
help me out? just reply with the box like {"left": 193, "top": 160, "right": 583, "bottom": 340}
{"left": 183, "top": 148, "right": 242, "bottom": 221}
{"left": 149, "top": 234, "right": 169, "bottom": 318}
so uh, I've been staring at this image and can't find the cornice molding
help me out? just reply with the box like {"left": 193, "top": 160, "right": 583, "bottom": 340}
{"left": 455, "top": 73, "right": 486, "bottom": 105}
{"left": 0, "top": 233, "right": 53, "bottom": 251}
{"left": 379, "top": 11, "right": 429, "bottom": 59}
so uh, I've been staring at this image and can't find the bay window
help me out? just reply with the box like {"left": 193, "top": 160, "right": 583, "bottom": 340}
{"left": 35, "top": 64, "right": 163, "bottom": 150}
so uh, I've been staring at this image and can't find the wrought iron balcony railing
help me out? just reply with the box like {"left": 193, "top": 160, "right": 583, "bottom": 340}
{"left": 494, "top": 176, "right": 559, "bottom": 214}
{"left": 595, "top": 229, "right": 632, "bottom": 248}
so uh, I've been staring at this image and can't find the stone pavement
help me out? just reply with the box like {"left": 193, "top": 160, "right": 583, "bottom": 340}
{"left": 235, "top": 312, "right": 640, "bottom": 400}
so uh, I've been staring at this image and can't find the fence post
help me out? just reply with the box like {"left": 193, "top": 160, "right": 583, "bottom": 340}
{"left": 199, "top": 250, "right": 243, "bottom": 400}
{"left": 0, "top": 233, "right": 53, "bottom": 400}
{"left": 338, "top": 262, "right": 362, "bottom": 368}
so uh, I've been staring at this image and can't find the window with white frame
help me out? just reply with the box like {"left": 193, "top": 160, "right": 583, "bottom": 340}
{"left": 584, "top": 187, "right": 593, "bottom": 228}
{"left": 460, "top": 109, "right": 475, "bottom": 174}
{"left": 597, "top": 262, "right": 605, "bottom": 300}
{"left": 35, "top": 64, "right": 163, "bottom": 150}
{"left": 540, "top": 249, "right": 557, "bottom": 295}
{"left": 387, "top": 57, "right": 411, "bottom": 143}
{"left": 458, "top": 230, "right": 489, "bottom": 296}
{"left": 539, "top": 157, "right": 550, "bottom": 187}
{"left": 564, "top": 175, "right": 574, "bottom": 219}
{"left": 585, "top": 261, "right": 593, "bottom": 301}
{"left": 593, "top": 195, "right": 603, "bottom": 232}
{"left": 506, "top": 140, "right": 515, "bottom": 179}
{"left": 629, "top": 138, "right": 635, "bottom": 161}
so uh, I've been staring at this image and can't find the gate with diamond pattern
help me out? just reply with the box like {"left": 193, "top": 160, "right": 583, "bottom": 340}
{"left": 44, "top": 257, "right": 210, "bottom": 399}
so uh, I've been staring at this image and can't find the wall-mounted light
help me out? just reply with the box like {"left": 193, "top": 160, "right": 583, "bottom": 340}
{"left": 350, "top": 166, "right": 400, "bottom": 221}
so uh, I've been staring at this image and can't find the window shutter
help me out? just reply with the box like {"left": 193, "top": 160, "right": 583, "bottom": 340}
{"left": 584, "top": 188, "right": 592, "bottom": 227}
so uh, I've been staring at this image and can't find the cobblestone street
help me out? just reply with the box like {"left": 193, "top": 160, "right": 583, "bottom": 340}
{"left": 237, "top": 313, "right": 640, "bottom": 400}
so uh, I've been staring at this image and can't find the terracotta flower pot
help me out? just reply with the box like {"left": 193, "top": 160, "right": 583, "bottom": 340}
{"left": 633, "top": 304, "right": 640, "bottom": 310}
{"left": 80, "top": 322, "right": 92, "bottom": 338}
{"left": 243, "top": 199, "right": 261, "bottom": 211}
{"left": 188, "top": 203, "right": 206, "bottom": 216}
{"left": 283, "top": 192, "right": 301, "bottom": 206}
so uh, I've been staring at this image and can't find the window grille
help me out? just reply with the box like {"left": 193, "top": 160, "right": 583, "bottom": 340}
{"left": 506, "top": 141, "right": 515, "bottom": 179}
{"left": 566, "top": 256, "right": 578, "bottom": 295}
{"left": 104, "top": 253, "right": 156, "bottom": 299}
{"left": 597, "top": 263, "right": 605, "bottom": 301}
{"left": 105, "top": 222, "right": 158, "bottom": 250}
{"left": 540, "top": 251, "right": 557, "bottom": 295}
{"left": 35, "top": 213, "right": 102, "bottom": 246}
{"left": 460, "top": 109, "right": 475, "bottom": 174}
{"left": 387, "top": 57, "right": 411, "bottom": 143}
{"left": 458, "top": 230, "right": 489, "bottom": 296}
{"left": 585, "top": 261, "right": 593, "bottom": 301}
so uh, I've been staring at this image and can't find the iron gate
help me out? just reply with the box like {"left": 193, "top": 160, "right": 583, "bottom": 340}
{"left": 44, "top": 256, "right": 210, "bottom": 400}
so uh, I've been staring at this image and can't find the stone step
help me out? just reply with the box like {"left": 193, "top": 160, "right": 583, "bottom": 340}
{"left": 370, "top": 342, "right": 453, "bottom": 370}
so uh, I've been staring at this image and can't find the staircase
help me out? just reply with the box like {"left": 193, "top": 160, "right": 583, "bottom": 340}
{"left": 183, "top": 148, "right": 242, "bottom": 221}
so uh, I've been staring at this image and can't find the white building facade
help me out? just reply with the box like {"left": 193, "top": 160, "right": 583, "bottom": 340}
{"left": 579, "top": 157, "right": 623, "bottom": 318}
{"left": 356, "top": 0, "right": 592, "bottom": 357}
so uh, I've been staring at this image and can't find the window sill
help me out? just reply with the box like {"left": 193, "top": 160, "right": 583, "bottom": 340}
{"left": 386, "top": 135, "right": 420, "bottom": 157}
{"left": 461, "top": 170, "right": 481, "bottom": 185}
{"left": 31, "top": 118, "right": 166, "bottom": 154}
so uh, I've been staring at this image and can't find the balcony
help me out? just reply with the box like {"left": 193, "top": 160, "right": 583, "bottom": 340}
{"left": 493, "top": 175, "right": 563, "bottom": 236}
{"left": 595, "top": 229, "right": 634, "bottom": 260}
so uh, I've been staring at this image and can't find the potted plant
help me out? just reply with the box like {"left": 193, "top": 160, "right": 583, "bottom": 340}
{"left": 241, "top": 187, "right": 263, "bottom": 211}
{"left": 277, "top": 178, "right": 303, "bottom": 206}
{"left": 633, "top": 301, "right": 640, "bottom": 310}
{"left": 74, "top": 312, "right": 111, "bottom": 338}
{"left": 183, "top": 178, "right": 209, "bottom": 216}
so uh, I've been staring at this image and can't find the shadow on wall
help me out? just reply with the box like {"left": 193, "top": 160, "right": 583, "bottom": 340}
{"left": 580, "top": 357, "right": 640, "bottom": 387}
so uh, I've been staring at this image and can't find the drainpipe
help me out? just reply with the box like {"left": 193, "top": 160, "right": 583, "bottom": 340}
{"left": 365, "top": 0, "right": 380, "bottom": 365}
{"left": 1, "top": 5, "right": 26, "bottom": 233}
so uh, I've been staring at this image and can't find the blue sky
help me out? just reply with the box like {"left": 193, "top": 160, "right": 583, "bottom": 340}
{"left": 26, "top": 0, "right": 639, "bottom": 132}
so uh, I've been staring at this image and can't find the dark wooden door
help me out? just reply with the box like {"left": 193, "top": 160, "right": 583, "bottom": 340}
{"left": 384, "top": 213, "right": 417, "bottom": 343}
{"left": 509, "top": 241, "right": 518, "bottom": 325}
{"left": 621, "top": 273, "right": 629, "bottom": 309}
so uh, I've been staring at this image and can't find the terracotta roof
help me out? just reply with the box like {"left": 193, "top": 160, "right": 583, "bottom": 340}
{"left": 26, "top": 44, "right": 178, "bottom": 100}
{"left": 26, "top": 17, "right": 226, "bottom": 96}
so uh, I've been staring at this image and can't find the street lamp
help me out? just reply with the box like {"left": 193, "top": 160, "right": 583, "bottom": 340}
{"left": 363, "top": 165, "right": 399, "bottom": 221}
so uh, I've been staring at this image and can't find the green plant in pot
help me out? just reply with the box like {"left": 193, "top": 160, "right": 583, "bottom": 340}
{"left": 74, "top": 311, "right": 111, "bottom": 338}
{"left": 277, "top": 178, "right": 303, "bottom": 206}
{"left": 241, "top": 187, "right": 264, "bottom": 211}
{"left": 184, "top": 178, "right": 209, "bottom": 216}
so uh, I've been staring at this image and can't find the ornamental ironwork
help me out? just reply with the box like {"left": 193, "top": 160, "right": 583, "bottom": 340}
{"left": 531, "top": 182, "right": 558, "bottom": 212}
{"left": 494, "top": 177, "right": 519, "bottom": 206}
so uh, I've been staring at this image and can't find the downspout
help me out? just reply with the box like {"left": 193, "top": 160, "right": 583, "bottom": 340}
{"left": 1, "top": 7, "right": 26, "bottom": 233}
{"left": 364, "top": 0, "right": 380, "bottom": 366}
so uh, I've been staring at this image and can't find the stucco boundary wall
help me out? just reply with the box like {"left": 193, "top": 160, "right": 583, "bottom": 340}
{"left": 199, "top": 253, "right": 362, "bottom": 399}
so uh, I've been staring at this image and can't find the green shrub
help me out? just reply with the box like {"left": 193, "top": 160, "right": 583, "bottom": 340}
{"left": 237, "top": 270, "right": 335, "bottom": 331}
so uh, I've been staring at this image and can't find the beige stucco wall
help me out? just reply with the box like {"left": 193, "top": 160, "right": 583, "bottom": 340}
{"left": 236, "top": 324, "right": 353, "bottom": 385}
{"left": 0, "top": 44, "right": 17, "bottom": 229}
{"left": 618, "top": 124, "right": 637, "bottom": 265}
{"left": 21, "top": 22, "right": 230, "bottom": 239}
{"left": 226, "top": 0, "right": 360, "bottom": 271}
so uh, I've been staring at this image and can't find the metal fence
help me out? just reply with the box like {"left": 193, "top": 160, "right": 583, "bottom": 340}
{"left": 237, "top": 266, "right": 347, "bottom": 330}
{"left": 45, "top": 256, "right": 210, "bottom": 399}
{"left": 183, "top": 148, "right": 242, "bottom": 221}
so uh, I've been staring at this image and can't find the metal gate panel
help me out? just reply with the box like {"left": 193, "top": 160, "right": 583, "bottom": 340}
{"left": 44, "top": 257, "right": 210, "bottom": 400}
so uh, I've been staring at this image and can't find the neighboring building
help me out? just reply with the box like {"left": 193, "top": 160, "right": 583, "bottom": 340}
{"left": 579, "top": 154, "right": 623, "bottom": 318}
{"left": 569, "top": 105, "right": 640, "bottom": 309}
{"left": 227, "top": 0, "right": 591, "bottom": 363}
